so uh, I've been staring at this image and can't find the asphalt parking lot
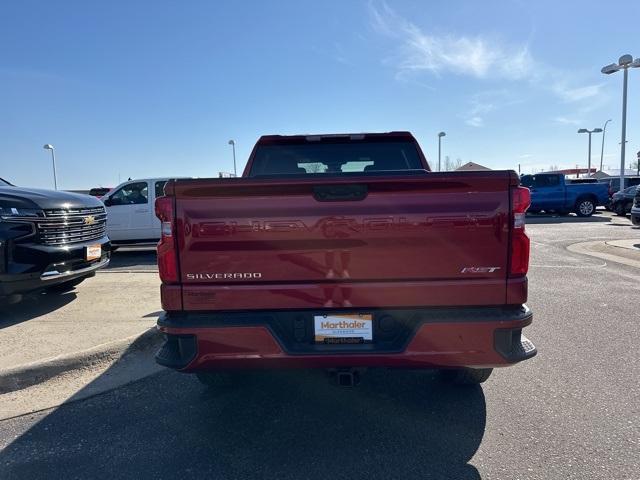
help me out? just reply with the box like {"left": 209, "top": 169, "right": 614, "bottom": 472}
{"left": 0, "top": 211, "right": 638, "bottom": 480}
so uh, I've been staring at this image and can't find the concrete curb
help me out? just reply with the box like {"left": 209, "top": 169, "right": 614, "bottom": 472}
{"left": 0, "top": 327, "right": 161, "bottom": 395}
{"left": 605, "top": 239, "right": 640, "bottom": 251}
{"left": 567, "top": 240, "right": 640, "bottom": 269}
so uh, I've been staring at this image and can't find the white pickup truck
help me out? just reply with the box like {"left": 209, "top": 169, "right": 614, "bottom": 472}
{"left": 102, "top": 177, "right": 189, "bottom": 245}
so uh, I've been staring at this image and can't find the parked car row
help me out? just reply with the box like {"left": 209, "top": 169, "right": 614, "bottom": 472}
{"left": 0, "top": 174, "right": 191, "bottom": 301}
{"left": 519, "top": 172, "right": 640, "bottom": 221}
{"left": 520, "top": 173, "right": 609, "bottom": 216}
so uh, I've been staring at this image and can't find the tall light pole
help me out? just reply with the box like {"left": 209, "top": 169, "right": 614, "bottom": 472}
{"left": 228, "top": 139, "right": 237, "bottom": 177}
{"left": 601, "top": 54, "right": 640, "bottom": 192}
{"left": 437, "top": 132, "right": 446, "bottom": 172}
{"left": 599, "top": 119, "right": 611, "bottom": 172}
{"left": 577, "top": 128, "right": 603, "bottom": 177}
{"left": 43, "top": 144, "right": 57, "bottom": 190}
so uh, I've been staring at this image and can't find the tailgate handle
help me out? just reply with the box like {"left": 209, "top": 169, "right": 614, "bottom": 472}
{"left": 313, "top": 184, "right": 368, "bottom": 202}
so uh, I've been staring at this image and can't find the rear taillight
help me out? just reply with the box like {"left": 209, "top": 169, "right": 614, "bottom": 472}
{"left": 509, "top": 186, "right": 531, "bottom": 277}
{"left": 155, "top": 196, "right": 178, "bottom": 283}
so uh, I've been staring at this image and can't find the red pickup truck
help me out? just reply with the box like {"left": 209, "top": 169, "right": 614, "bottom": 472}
{"left": 155, "top": 132, "right": 536, "bottom": 387}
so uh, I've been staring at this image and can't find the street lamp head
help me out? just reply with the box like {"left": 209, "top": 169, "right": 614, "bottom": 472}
{"left": 43, "top": 144, "right": 54, "bottom": 150}
{"left": 577, "top": 129, "right": 588, "bottom": 134}
{"left": 601, "top": 63, "right": 619, "bottom": 74}
{"left": 228, "top": 139, "right": 235, "bottom": 146}
{"left": 438, "top": 132, "right": 446, "bottom": 137}
{"left": 593, "top": 128, "right": 603, "bottom": 133}
{"left": 618, "top": 54, "right": 633, "bottom": 66}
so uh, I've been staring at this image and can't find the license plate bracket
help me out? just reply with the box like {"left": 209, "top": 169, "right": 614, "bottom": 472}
{"left": 86, "top": 244, "right": 102, "bottom": 261}
{"left": 314, "top": 314, "right": 373, "bottom": 344}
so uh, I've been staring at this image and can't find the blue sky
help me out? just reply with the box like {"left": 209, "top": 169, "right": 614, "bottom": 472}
{"left": 1, "top": 0, "right": 639, "bottom": 189}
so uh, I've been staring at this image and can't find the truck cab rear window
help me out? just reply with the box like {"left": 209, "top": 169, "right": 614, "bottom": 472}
{"left": 248, "top": 142, "right": 423, "bottom": 176}
{"left": 521, "top": 175, "right": 560, "bottom": 188}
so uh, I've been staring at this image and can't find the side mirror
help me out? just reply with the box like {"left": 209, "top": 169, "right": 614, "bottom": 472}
{"left": 103, "top": 198, "right": 112, "bottom": 207}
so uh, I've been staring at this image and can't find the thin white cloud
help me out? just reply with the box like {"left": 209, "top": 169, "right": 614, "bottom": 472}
{"left": 369, "top": 1, "right": 608, "bottom": 113}
{"left": 369, "top": 2, "right": 533, "bottom": 80}
{"left": 460, "top": 89, "right": 523, "bottom": 128}
{"left": 465, "top": 116, "right": 484, "bottom": 127}
{"left": 552, "top": 82, "right": 604, "bottom": 103}
{"left": 462, "top": 100, "right": 493, "bottom": 127}
{"left": 553, "top": 116, "right": 581, "bottom": 125}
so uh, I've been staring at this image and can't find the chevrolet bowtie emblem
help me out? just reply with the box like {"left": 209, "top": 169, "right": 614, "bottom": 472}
{"left": 83, "top": 215, "right": 96, "bottom": 226}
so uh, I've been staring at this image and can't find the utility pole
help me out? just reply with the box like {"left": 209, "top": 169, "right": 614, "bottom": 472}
{"left": 437, "top": 132, "right": 446, "bottom": 172}
{"left": 599, "top": 119, "right": 611, "bottom": 171}
{"left": 228, "top": 139, "right": 237, "bottom": 177}
{"left": 601, "top": 54, "right": 640, "bottom": 192}
{"left": 43, "top": 144, "right": 58, "bottom": 190}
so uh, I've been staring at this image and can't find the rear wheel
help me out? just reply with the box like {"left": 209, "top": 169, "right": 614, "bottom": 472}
{"left": 440, "top": 368, "right": 493, "bottom": 385}
{"left": 614, "top": 203, "right": 626, "bottom": 216}
{"left": 575, "top": 199, "right": 595, "bottom": 217}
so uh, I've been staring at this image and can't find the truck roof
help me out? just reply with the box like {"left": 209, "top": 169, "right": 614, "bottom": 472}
{"left": 255, "top": 131, "right": 416, "bottom": 145}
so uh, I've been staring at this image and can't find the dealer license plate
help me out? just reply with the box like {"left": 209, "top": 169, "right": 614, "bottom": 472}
{"left": 86, "top": 244, "right": 102, "bottom": 261}
{"left": 314, "top": 314, "right": 373, "bottom": 344}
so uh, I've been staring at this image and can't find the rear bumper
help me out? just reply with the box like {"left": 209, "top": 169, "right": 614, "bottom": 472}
{"left": 156, "top": 305, "right": 536, "bottom": 371}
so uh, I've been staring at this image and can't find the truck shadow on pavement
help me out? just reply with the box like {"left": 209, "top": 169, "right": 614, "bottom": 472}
{"left": 0, "top": 291, "right": 77, "bottom": 329}
{"left": 105, "top": 249, "right": 157, "bottom": 270}
{"left": 0, "top": 345, "right": 486, "bottom": 480}
{"left": 526, "top": 213, "right": 611, "bottom": 224}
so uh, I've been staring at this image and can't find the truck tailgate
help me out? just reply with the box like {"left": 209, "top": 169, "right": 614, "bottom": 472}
{"left": 172, "top": 172, "right": 512, "bottom": 310}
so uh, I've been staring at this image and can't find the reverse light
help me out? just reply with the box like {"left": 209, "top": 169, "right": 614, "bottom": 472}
{"left": 509, "top": 186, "right": 531, "bottom": 277}
{"left": 155, "top": 196, "right": 178, "bottom": 283}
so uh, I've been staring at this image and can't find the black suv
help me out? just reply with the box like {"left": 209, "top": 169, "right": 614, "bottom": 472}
{"left": 599, "top": 176, "right": 640, "bottom": 209}
{"left": 631, "top": 187, "right": 640, "bottom": 226}
{"left": 0, "top": 177, "right": 111, "bottom": 300}
{"left": 610, "top": 185, "right": 639, "bottom": 216}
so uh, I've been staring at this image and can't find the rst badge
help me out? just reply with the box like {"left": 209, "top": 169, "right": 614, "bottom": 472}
{"left": 461, "top": 267, "right": 501, "bottom": 273}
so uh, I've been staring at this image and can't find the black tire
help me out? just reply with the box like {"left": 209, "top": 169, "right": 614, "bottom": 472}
{"left": 46, "top": 276, "right": 87, "bottom": 293}
{"left": 614, "top": 203, "right": 626, "bottom": 216}
{"left": 575, "top": 198, "right": 596, "bottom": 217}
{"left": 440, "top": 368, "right": 493, "bottom": 385}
